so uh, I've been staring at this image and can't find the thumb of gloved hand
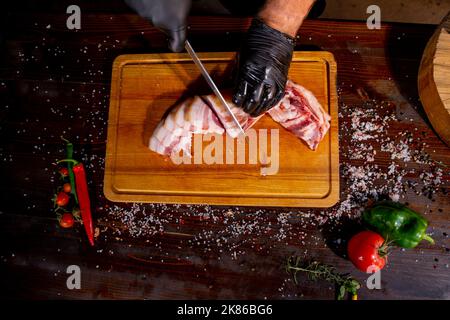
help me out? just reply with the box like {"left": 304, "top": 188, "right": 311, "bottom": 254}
{"left": 168, "top": 27, "right": 187, "bottom": 53}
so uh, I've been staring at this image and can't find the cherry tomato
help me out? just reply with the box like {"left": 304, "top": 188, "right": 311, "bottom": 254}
{"left": 59, "top": 213, "right": 75, "bottom": 228}
{"left": 55, "top": 192, "right": 69, "bottom": 207}
{"left": 63, "top": 183, "right": 72, "bottom": 193}
{"left": 347, "top": 230, "right": 387, "bottom": 273}
{"left": 59, "top": 167, "right": 69, "bottom": 177}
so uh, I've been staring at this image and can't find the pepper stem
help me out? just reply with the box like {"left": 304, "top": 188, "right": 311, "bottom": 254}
{"left": 60, "top": 136, "right": 71, "bottom": 144}
{"left": 57, "top": 159, "right": 79, "bottom": 165}
{"left": 422, "top": 234, "right": 435, "bottom": 245}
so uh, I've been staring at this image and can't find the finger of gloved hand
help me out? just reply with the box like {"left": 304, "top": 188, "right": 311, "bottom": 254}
{"left": 232, "top": 80, "right": 249, "bottom": 107}
{"left": 243, "top": 97, "right": 258, "bottom": 116}
{"left": 250, "top": 85, "right": 274, "bottom": 117}
{"left": 168, "top": 27, "right": 187, "bottom": 52}
{"left": 242, "top": 87, "right": 263, "bottom": 115}
{"left": 250, "top": 100, "right": 270, "bottom": 117}
{"left": 245, "top": 84, "right": 267, "bottom": 116}
{"left": 253, "top": 94, "right": 273, "bottom": 116}
{"left": 267, "top": 90, "right": 285, "bottom": 112}
{"left": 259, "top": 84, "right": 277, "bottom": 112}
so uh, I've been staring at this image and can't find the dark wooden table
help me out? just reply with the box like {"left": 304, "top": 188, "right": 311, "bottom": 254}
{"left": 1, "top": 1, "right": 449, "bottom": 300}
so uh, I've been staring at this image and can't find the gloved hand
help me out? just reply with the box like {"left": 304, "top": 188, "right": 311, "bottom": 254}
{"left": 233, "top": 18, "right": 295, "bottom": 117}
{"left": 125, "top": 0, "right": 192, "bottom": 52}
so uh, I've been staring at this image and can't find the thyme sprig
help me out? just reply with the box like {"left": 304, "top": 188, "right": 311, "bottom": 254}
{"left": 286, "top": 257, "right": 361, "bottom": 300}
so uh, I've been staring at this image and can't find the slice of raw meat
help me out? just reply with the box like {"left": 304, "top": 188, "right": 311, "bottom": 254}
{"left": 201, "top": 92, "right": 262, "bottom": 138}
{"left": 268, "top": 80, "right": 331, "bottom": 150}
{"left": 149, "top": 80, "right": 331, "bottom": 158}
{"left": 149, "top": 96, "right": 224, "bottom": 157}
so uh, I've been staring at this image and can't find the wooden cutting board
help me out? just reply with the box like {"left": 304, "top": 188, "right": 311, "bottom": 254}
{"left": 418, "top": 12, "right": 450, "bottom": 146}
{"left": 104, "top": 51, "right": 339, "bottom": 207}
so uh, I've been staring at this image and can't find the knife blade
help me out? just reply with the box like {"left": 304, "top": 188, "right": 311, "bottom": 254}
{"left": 185, "top": 40, "right": 245, "bottom": 135}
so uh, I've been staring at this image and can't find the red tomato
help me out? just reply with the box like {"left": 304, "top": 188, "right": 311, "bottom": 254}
{"left": 59, "top": 213, "right": 75, "bottom": 228}
{"left": 55, "top": 192, "right": 69, "bottom": 207}
{"left": 63, "top": 183, "right": 72, "bottom": 193}
{"left": 347, "top": 230, "right": 387, "bottom": 273}
{"left": 59, "top": 167, "right": 69, "bottom": 177}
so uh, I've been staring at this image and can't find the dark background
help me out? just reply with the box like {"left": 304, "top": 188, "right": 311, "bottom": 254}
{"left": 0, "top": 1, "right": 449, "bottom": 299}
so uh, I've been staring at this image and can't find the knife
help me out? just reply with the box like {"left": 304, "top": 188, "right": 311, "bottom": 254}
{"left": 185, "top": 40, "right": 245, "bottom": 135}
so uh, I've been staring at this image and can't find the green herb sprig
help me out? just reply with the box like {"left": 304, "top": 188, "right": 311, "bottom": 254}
{"left": 286, "top": 257, "right": 361, "bottom": 300}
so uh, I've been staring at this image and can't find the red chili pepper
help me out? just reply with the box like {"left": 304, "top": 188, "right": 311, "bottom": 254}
{"left": 72, "top": 163, "right": 94, "bottom": 246}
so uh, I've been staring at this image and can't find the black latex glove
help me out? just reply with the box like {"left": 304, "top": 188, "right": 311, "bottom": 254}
{"left": 125, "top": 0, "right": 192, "bottom": 52}
{"left": 233, "top": 18, "right": 295, "bottom": 117}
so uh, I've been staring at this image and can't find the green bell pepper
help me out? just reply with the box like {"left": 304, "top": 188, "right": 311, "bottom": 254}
{"left": 362, "top": 201, "right": 434, "bottom": 248}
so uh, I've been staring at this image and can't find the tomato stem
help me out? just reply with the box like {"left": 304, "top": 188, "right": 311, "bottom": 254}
{"left": 377, "top": 236, "right": 394, "bottom": 258}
